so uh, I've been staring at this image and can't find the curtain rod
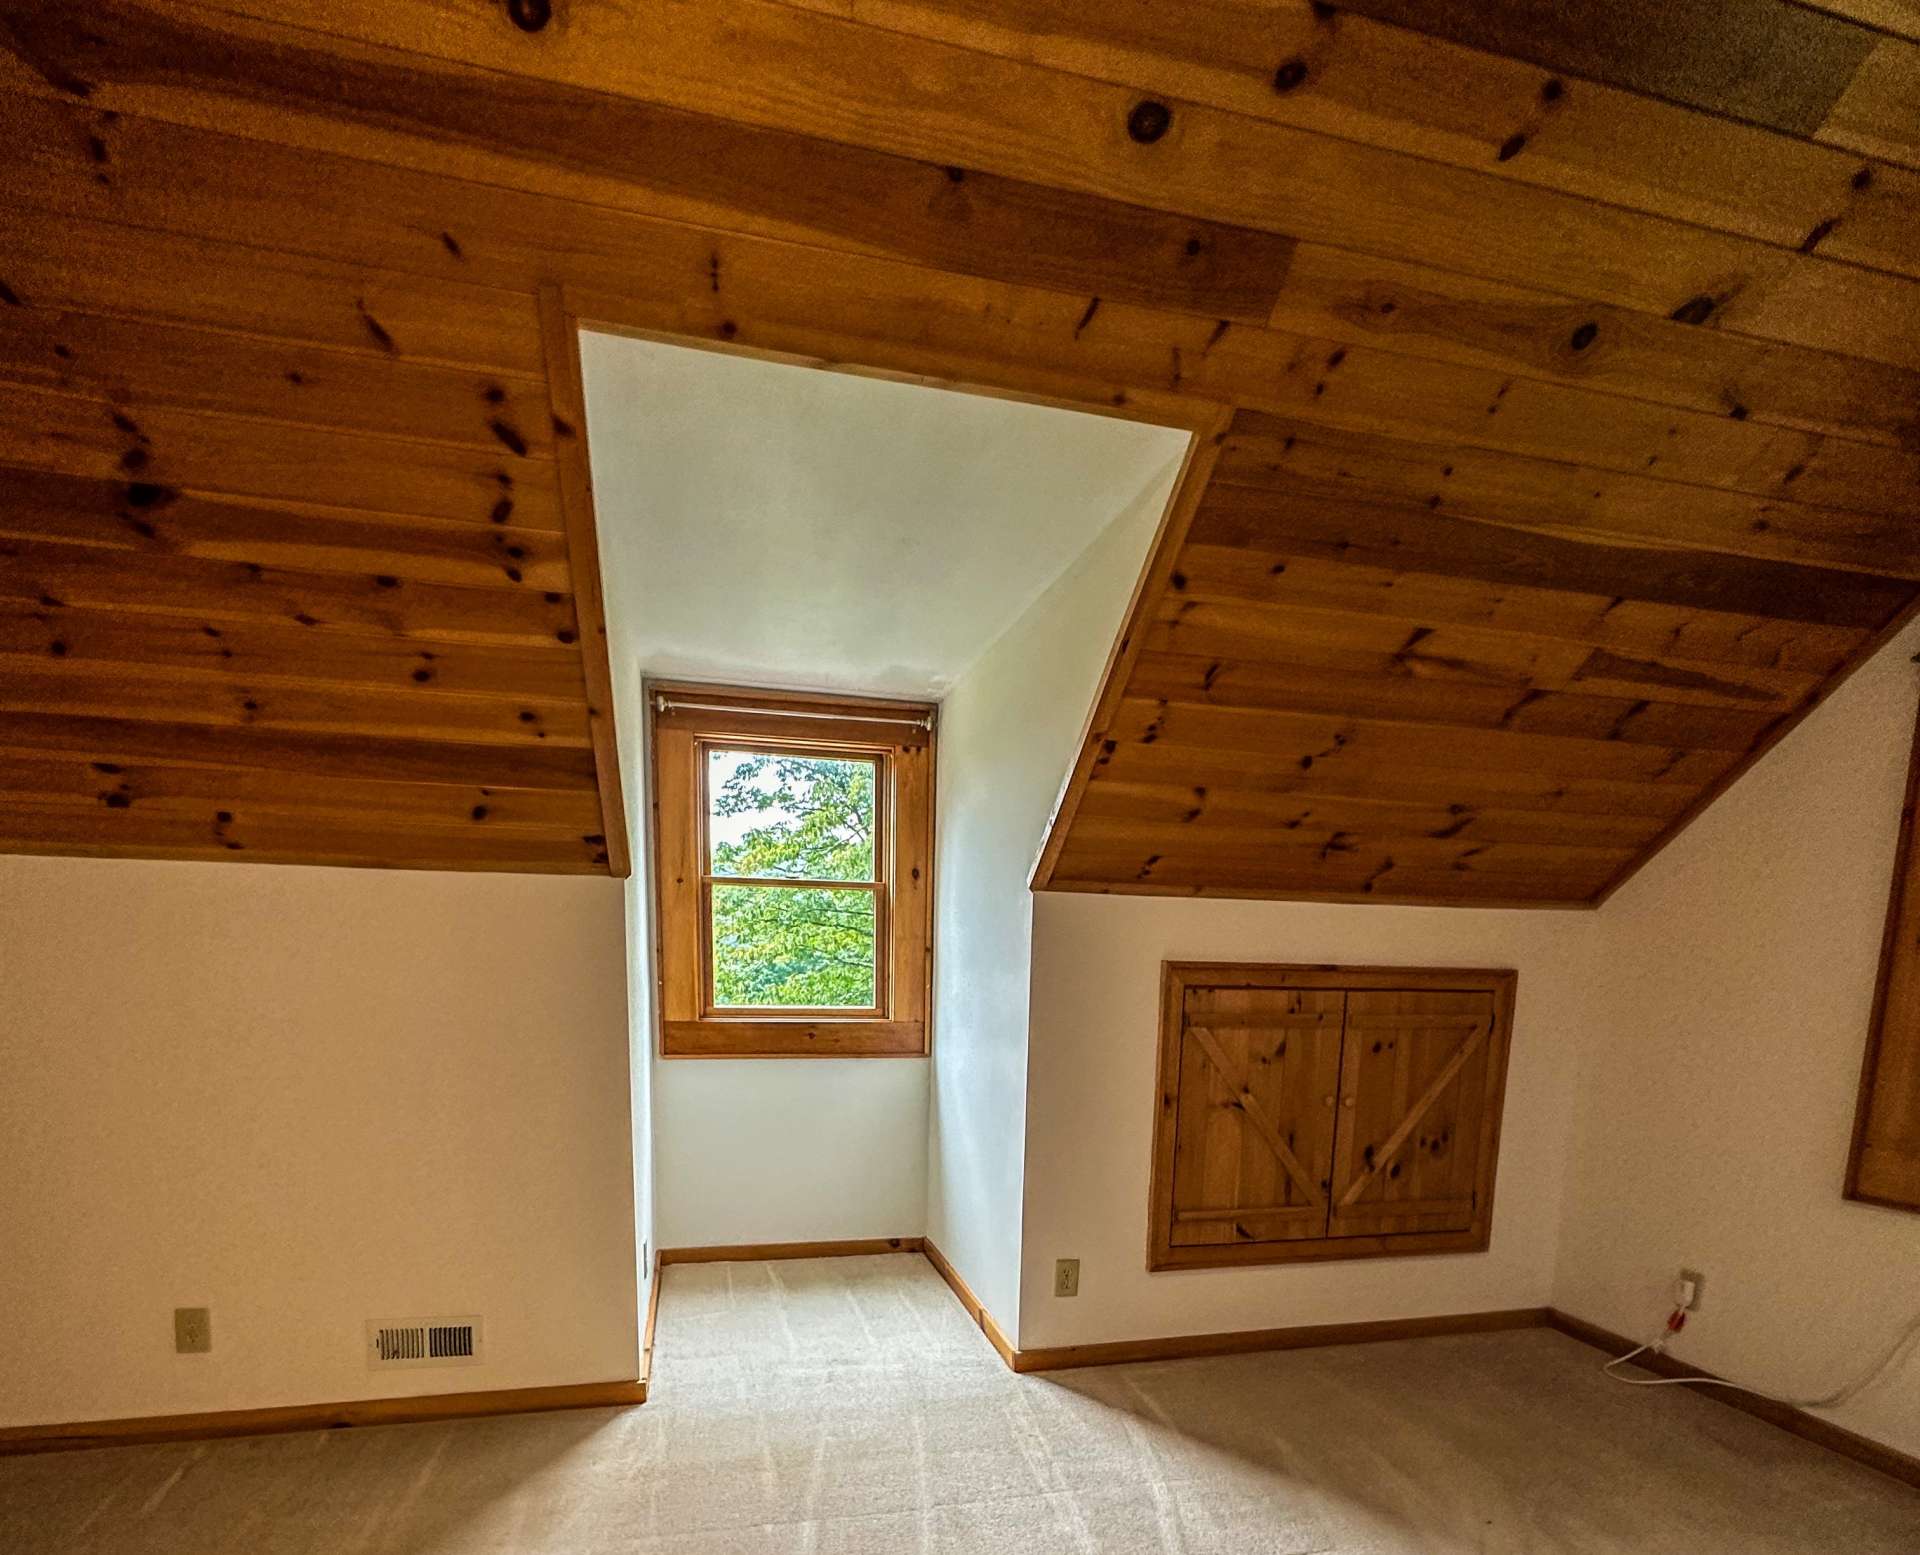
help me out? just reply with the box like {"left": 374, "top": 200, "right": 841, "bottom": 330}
{"left": 654, "top": 694, "right": 933, "bottom": 731}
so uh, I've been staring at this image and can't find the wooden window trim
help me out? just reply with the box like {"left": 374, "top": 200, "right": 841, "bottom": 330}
{"left": 1148, "top": 962, "right": 1517, "bottom": 1272}
{"left": 1847, "top": 697, "right": 1920, "bottom": 1213}
{"left": 651, "top": 682, "right": 934, "bottom": 1059}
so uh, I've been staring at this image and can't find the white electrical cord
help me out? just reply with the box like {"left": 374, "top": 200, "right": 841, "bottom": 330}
{"left": 1604, "top": 1305, "right": 1920, "bottom": 1410}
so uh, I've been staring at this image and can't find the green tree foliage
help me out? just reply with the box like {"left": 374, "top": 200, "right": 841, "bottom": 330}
{"left": 709, "top": 752, "right": 877, "bottom": 1007}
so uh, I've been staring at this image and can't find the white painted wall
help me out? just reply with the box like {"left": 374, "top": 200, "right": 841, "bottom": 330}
{"left": 0, "top": 856, "right": 637, "bottom": 1428}
{"left": 1019, "top": 894, "right": 1599, "bottom": 1348}
{"left": 1555, "top": 617, "right": 1920, "bottom": 1459}
{"left": 614, "top": 673, "right": 656, "bottom": 1311}
{"left": 653, "top": 1060, "right": 928, "bottom": 1246}
{"left": 927, "top": 458, "right": 1182, "bottom": 1331}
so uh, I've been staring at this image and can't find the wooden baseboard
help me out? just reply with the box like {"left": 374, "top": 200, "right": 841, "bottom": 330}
{"left": 916, "top": 1244, "right": 1539, "bottom": 1374}
{"left": 658, "top": 1237, "right": 922, "bottom": 1264}
{"left": 0, "top": 1377, "right": 647, "bottom": 1457}
{"left": 641, "top": 1250, "right": 663, "bottom": 1384}
{"left": 1546, "top": 1309, "right": 1920, "bottom": 1492}
{"left": 1014, "top": 1306, "right": 1551, "bottom": 1373}
{"left": 921, "top": 1237, "right": 1019, "bottom": 1368}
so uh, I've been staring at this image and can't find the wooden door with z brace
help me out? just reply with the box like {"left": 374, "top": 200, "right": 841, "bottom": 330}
{"left": 1166, "top": 984, "right": 1344, "bottom": 1249}
{"left": 1149, "top": 964, "right": 1515, "bottom": 1271}
{"left": 1328, "top": 990, "right": 1497, "bottom": 1239}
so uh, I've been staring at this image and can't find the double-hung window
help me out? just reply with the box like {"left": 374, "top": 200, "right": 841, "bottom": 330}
{"left": 651, "top": 684, "right": 934, "bottom": 1057}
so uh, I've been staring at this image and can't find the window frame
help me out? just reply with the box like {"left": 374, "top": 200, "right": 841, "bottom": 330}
{"left": 650, "top": 682, "right": 934, "bottom": 1058}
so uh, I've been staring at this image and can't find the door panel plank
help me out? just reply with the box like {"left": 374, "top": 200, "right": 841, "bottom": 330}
{"left": 1329, "top": 989, "right": 1498, "bottom": 1237}
{"left": 1157, "top": 982, "right": 1343, "bottom": 1255}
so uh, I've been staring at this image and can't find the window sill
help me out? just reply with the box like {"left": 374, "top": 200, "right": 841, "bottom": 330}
{"left": 660, "top": 1018, "right": 926, "bottom": 1058}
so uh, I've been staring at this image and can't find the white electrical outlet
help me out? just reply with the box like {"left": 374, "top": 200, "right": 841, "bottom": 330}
{"left": 1675, "top": 1268, "right": 1705, "bottom": 1311}
{"left": 174, "top": 1307, "right": 211, "bottom": 1354}
{"left": 1054, "top": 1258, "right": 1080, "bottom": 1298}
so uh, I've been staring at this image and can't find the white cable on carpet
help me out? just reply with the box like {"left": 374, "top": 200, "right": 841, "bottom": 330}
{"left": 1604, "top": 1305, "right": 1920, "bottom": 1410}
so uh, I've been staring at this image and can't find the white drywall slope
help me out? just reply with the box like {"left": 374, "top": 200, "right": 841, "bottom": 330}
{"left": 578, "top": 331, "right": 1185, "bottom": 699}
{"left": 1555, "top": 615, "right": 1920, "bottom": 1460}
{"left": 927, "top": 454, "right": 1184, "bottom": 1334}
{"left": 1020, "top": 894, "right": 1601, "bottom": 1348}
{"left": 0, "top": 857, "right": 637, "bottom": 1427}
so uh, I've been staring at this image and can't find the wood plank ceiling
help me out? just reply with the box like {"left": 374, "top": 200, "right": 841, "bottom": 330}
{"left": 0, "top": 0, "right": 1916, "bottom": 898}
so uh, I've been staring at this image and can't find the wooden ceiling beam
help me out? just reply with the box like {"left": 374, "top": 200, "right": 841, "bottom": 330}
{"left": 12, "top": 2, "right": 1920, "bottom": 369}
{"left": 1187, "top": 491, "right": 1915, "bottom": 627}
{"left": 0, "top": 381, "right": 555, "bottom": 534}
{"left": 1048, "top": 846, "right": 1618, "bottom": 905}
{"left": 1155, "top": 564, "right": 1870, "bottom": 677}
{"left": 0, "top": 603, "right": 586, "bottom": 704}
{"left": 0, "top": 712, "right": 599, "bottom": 790}
{"left": 1142, "top": 610, "right": 1819, "bottom": 716}
{"left": 537, "top": 286, "right": 628, "bottom": 879}
{"left": 1792, "top": 2, "right": 1920, "bottom": 44}
{"left": 1065, "top": 816, "right": 1638, "bottom": 872}
{"left": 1338, "top": 1, "right": 1920, "bottom": 172}
{"left": 98, "top": 0, "right": 1920, "bottom": 370}
{"left": 2, "top": 537, "right": 578, "bottom": 648}
{"left": 0, "top": 752, "right": 602, "bottom": 831}
{"left": 0, "top": 803, "right": 609, "bottom": 872}
{"left": 0, "top": 204, "right": 542, "bottom": 376}
{"left": 1126, "top": 650, "right": 1780, "bottom": 753}
{"left": 1213, "top": 414, "right": 1920, "bottom": 581}
{"left": 1074, "top": 779, "right": 1671, "bottom": 851}
{"left": 1104, "top": 696, "right": 1740, "bottom": 787}
{"left": 1093, "top": 740, "right": 1703, "bottom": 822}
{"left": 0, "top": 0, "right": 1908, "bottom": 891}
{"left": 0, "top": 468, "right": 569, "bottom": 593}
{"left": 0, "top": 661, "right": 590, "bottom": 750}
{"left": 12, "top": 85, "right": 1920, "bottom": 460}
{"left": 772, "top": 0, "right": 1920, "bottom": 277}
{"left": 0, "top": 5, "right": 1289, "bottom": 326}
{"left": 1331, "top": 0, "right": 1878, "bottom": 136}
{"left": 0, "top": 302, "right": 556, "bottom": 456}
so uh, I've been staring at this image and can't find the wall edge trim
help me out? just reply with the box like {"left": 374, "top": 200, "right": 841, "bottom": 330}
{"left": 921, "top": 1237, "right": 1020, "bottom": 1367}
{"left": 1545, "top": 1308, "right": 1920, "bottom": 1491}
{"left": 658, "top": 1237, "right": 923, "bottom": 1264}
{"left": 0, "top": 1378, "right": 647, "bottom": 1457}
{"left": 1011, "top": 1305, "right": 1550, "bottom": 1373}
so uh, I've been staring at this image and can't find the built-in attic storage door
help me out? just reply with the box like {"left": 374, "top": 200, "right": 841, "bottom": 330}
{"left": 1162, "top": 985, "right": 1345, "bottom": 1253}
{"left": 1149, "top": 965, "right": 1516, "bottom": 1271}
{"left": 1327, "top": 990, "right": 1499, "bottom": 1242}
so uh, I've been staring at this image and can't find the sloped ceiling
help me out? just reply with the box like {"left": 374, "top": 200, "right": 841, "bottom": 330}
{"left": 0, "top": 0, "right": 1916, "bottom": 894}
{"left": 579, "top": 332, "right": 1187, "bottom": 699}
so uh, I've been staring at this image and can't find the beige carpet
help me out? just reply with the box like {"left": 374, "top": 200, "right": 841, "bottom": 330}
{"left": 2, "top": 1252, "right": 1915, "bottom": 1552}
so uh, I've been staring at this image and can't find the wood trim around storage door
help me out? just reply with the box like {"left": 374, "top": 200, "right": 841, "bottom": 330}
{"left": 1847, "top": 691, "right": 1920, "bottom": 1212}
{"left": 1149, "top": 963, "right": 1516, "bottom": 1270}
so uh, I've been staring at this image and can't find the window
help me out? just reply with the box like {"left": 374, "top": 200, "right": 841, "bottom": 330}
{"left": 1148, "top": 963, "right": 1516, "bottom": 1270}
{"left": 651, "top": 684, "right": 934, "bottom": 1057}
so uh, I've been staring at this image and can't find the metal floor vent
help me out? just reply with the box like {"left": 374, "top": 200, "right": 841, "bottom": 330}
{"left": 365, "top": 1316, "right": 483, "bottom": 1369}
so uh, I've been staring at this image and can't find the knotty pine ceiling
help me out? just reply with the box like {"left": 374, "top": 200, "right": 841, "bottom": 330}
{"left": 0, "top": 0, "right": 1916, "bottom": 900}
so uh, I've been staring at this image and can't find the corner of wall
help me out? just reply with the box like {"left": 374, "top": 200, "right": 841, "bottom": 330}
{"left": 1550, "top": 618, "right": 1920, "bottom": 1459}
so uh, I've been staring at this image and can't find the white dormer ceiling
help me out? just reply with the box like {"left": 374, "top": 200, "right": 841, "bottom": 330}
{"left": 580, "top": 333, "right": 1189, "bottom": 699}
